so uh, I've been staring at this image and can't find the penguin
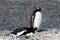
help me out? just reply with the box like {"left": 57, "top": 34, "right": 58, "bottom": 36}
{"left": 11, "top": 7, "right": 42, "bottom": 36}
{"left": 11, "top": 27, "right": 37, "bottom": 36}
{"left": 30, "top": 7, "right": 42, "bottom": 31}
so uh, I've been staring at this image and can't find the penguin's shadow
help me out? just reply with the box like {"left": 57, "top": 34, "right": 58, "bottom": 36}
{"left": 38, "top": 29, "right": 48, "bottom": 32}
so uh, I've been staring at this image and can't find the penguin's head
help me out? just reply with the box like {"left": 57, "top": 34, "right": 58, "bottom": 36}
{"left": 33, "top": 7, "right": 42, "bottom": 13}
{"left": 33, "top": 27, "right": 39, "bottom": 32}
{"left": 36, "top": 7, "right": 42, "bottom": 11}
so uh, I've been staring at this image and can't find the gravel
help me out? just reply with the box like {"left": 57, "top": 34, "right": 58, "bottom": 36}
{"left": 0, "top": 29, "right": 60, "bottom": 40}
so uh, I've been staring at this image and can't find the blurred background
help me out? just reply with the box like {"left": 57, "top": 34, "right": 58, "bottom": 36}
{"left": 0, "top": 0, "right": 60, "bottom": 31}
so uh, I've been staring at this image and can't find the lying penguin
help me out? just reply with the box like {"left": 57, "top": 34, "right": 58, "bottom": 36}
{"left": 11, "top": 27, "right": 38, "bottom": 36}
{"left": 11, "top": 7, "right": 42, "bottom": 36}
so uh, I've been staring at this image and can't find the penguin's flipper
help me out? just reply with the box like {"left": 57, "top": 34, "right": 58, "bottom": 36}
{"left": 30, "top": 15, "right": 35, "bottom": 27}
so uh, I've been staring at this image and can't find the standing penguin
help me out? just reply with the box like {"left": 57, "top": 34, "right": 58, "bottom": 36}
{"left": 30, "top": 7, "right": 42, "bottom": 31}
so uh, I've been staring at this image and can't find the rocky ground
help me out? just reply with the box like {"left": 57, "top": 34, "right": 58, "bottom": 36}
{"left": 0, "top": 0, "right": 60, "bottom": 40}
{"left": 0, "top": 29, "right": 60, "bottom": 40}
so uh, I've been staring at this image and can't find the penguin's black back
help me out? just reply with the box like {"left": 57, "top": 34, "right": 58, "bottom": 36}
{"left": 11, "top": 27, "right": 28, "bottom": 35}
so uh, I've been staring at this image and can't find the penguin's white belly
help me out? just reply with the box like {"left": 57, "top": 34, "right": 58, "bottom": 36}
{"left": 16, "top": 30, "right": 27, "bottom": 36}
{"left": 34, "top": 12, "right": 42, "bottom": 28}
